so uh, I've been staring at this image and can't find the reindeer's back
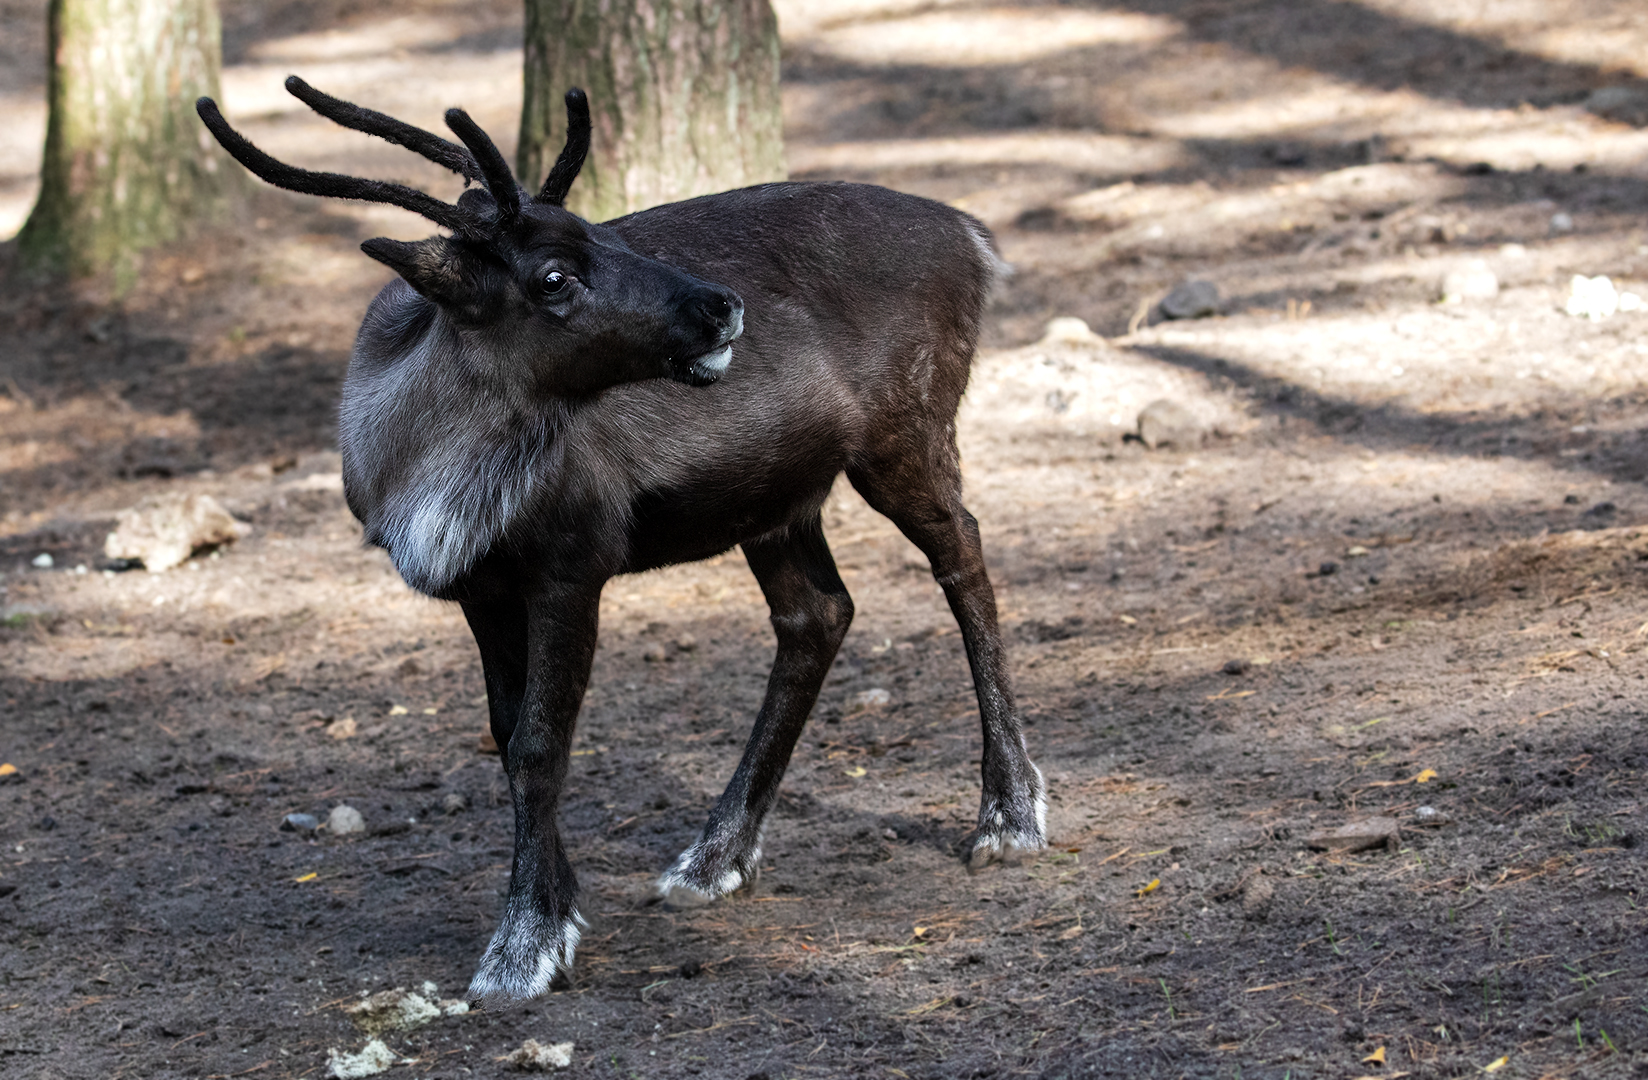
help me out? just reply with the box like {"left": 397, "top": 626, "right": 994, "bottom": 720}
{"left": 591, "top": 182, "right": 1003, "bottom": 569}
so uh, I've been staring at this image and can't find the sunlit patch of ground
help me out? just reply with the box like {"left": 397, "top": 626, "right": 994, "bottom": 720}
{"left": 5, "top": 2, "right": 1648, "bottom": 1078}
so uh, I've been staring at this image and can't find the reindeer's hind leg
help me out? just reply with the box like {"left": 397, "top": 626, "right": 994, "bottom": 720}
{"left": 847, "top": 453, "right": 1046, "bottom": 870}
{"left": 656, "top": 513, "right": 853, "bottom": 906}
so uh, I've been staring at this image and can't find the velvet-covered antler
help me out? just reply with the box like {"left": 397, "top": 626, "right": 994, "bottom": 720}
{"left": 283, "top": 76, "right": 483, "bottom": 185}
{"left": 444, "top": 108, "right": 522, "bottom": 223}
{"left": 537, "top": 88, "right": 591, "bottom": 207}
{"left": 196, "top": 96, "right": 490, "bottom": 238}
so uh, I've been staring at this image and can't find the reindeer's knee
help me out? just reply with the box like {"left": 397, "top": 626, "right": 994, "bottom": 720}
{"left": 772, "top": 590, "right": 853, "bottom": 654}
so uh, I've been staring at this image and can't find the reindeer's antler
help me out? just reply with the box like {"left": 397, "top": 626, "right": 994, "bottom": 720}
{"left": 196, "top": 97, "right": 491, "bottom": 237}
{"left": 537, "top": 89, "right": 591, "bottom": 207}
{"left": 199, "top": 82, "right": 595, "bottom": 230}
{"left": 444, "top": 108, "right": 522, "bottom": 223}
{"left": 283, "top": 76, "right": 484, "bottom": 185}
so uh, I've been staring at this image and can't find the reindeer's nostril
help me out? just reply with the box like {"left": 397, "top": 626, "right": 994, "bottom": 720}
{"left": 696, "top": 291, "right": 740, "bottom": 328}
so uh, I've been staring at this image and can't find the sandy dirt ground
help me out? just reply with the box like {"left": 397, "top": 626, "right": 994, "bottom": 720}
{"left": 4, "top": 1, "right": 1648, "bottom": 1077}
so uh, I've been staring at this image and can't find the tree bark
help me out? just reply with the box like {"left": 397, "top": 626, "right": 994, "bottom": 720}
{"left": 18, "top": 0, "right": 232, "bottom": 281}
{"left": 519, "top": 0, "right": 786, "bottom": 223}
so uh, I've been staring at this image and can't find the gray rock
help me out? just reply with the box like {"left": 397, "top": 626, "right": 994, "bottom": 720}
{"left": 1136, "top": 399, "right": 1204, "bottom": 450}
{"left": 1306, "top": 816, "right": 1399, "bottom": 853}
{"left": 1412, "top": 806, "right": 1450, "bottom": 828}
{"left": 641, "top": 642, "right": 667, "bottom": 662}
{"left": 327, "top": 804, "right": 366, "bottom": 835}
{"left": 1241, "top": 873, "right": 1274, "bottom": 921}
{"left": 104, "top": 492, "right": 250, "bottom": 572}
{"left": 1587, "top": 86, "right": 1648, "bottom": 125}
{"left": 1440, "top": 259, "right": 1499, "bottom": 303}
{"left": 281, "top": 812, "right": 320, "bottom": 833}
{"left": 30, "top": 553, "right": 53, "bottom": 569}
{"left": 1160, "top": 280, "right": 1220, "bottom": 320}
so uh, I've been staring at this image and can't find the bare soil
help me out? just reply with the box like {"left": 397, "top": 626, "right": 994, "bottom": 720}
{"left": 4, "top": 2, "right": 1648, "bottom": 1078}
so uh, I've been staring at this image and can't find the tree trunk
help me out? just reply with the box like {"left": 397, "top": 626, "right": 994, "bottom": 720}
{"left": 17, "top": 0, "right": 232, "bottom": 282}
{"left": 519, "top": 0, "right": 785, "bottom": 223}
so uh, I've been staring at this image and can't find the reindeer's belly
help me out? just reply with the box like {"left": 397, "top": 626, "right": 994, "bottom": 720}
{"left": 620, "top": 468, "right": 839, "bottom": 573}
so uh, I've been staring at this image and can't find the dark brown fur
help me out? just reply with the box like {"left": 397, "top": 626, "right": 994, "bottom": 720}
{"left": 198, "top": 83, "right": 1046, "bottom": 1005}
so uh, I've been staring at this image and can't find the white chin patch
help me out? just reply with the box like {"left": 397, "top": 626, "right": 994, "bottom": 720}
{"left": 690, "top": 345, "right": 733, "bottom": 377}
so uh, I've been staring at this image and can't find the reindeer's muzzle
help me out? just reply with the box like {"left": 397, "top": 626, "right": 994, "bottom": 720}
{"left": 675, "top": 287, "right": 745, "bottom": 387}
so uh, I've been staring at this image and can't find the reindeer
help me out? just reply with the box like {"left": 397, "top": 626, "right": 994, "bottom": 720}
{"left": 196, "top": 80, "right": 1046, "bottom": 1004}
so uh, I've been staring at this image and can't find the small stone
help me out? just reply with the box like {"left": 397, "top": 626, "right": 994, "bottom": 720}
{"left": 1241, "top": 874, "right": 1274, "bottom": 921}
{"left": 1439, "top": 259, "right": 1498, "bottom": 303}
{"left": 1317, "top": 561, "right": 1339, "bottom": 577}
{"left": 345, "top": 988, "right": 442, "bottom": 1035}
{"left": 1566, "top": 275, "right": 1633, "bottom": 321}
{"left": 103, "top": 492, "right": 251, "bottom": 572}
{"left": 1550, "top": 212, "right": 1575, "bottom": 233}
{"left": 281, "top": 812, "right": 320, "bottom": 833}
{"left": 1221, "top": 658, "right": 1250, "bottom": 676}
{"left": 506, "top": 1039, "right": 575, "bottom": 1071}
{"left": 1306, "top": 816, "right": 1400, "bottom": 853}
{"left": 1587, "top": 86, "right": 1648, "bottom": 124}
{"left": 1040, "top": 316, "right": 1100, "bottom": 344}
{"left": 1136, "top": 399, "right": 1204, "bottom": 450}
{"left": 1564, "top": 494, "right": 1582, "bottom": 505}
{"left": 853, "top": 688, "right": 892, "bottom": 709}
{"left": 674, "top": 633, "right": 697, "bottom": 652}
{"left": 882, "top": 827, "right": 898, "bottom": 841}
{"left": 328, "top": 716, "right": 358, "bottom": 740}
{"left": 1160, "top": 280, "right": 1220, "bottom": 320}
{"left": 641, "top": 642, "right": 668, "bottom": 663}
{"left": 1586, "top": 501, "right": 1618, "bottom": 518}
{"left": 326, "top": 1038, "right": 398, "bottom": 1079}
{"left": 441, "top": 792, "right": 468, "bottom": 815}
{"left": 1345, "top": 545, "right": 1370, "bottom": 558}
{"left": 1412, "top": 806, "right": 1451, "bottom": 828}
{"left": 327, "top": 805, "right": 366, "bottom": 835}
{"left": 30, "top": 553, "right": 53, "bottom": 569}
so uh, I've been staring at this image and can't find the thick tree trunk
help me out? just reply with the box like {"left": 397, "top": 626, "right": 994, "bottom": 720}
{"left": 519, "top": 0, "right": 785, "bottom": 223}
{"left": 17, "top": 0, "right": 232, "bottom": 281}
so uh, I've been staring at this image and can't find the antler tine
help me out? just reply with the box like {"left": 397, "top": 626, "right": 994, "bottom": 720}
{"left": 537, "top": 88, "right": 591, "bottom": 207}
{"left": 444, "top": 109, "right": 521, "bottom": 223}
{"left": 196, "top": 98, "right": 488, "bottom": 238}
{"left": 284, "top": 76, "right": 483, "bottom": 185}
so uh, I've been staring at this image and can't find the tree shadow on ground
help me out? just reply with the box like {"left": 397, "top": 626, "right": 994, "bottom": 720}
{"left": 1132, "top": 340, "right": 1648, "bottom": 486}
{"left": 1102, "top": 0, "right": 1648, "bottom": 121}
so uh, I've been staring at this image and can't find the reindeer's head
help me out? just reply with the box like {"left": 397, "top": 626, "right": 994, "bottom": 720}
{"left": 197, "top": 80, "right": 743, "bottom": 392}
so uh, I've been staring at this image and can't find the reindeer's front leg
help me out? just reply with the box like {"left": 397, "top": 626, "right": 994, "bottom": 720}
{"left": 462, "top": 582, "right": 600, "bottom": 1005}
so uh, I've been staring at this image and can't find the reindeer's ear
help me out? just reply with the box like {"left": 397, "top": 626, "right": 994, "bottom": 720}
{"left": 362, "top": 236, "right": 495, "bottom": 317}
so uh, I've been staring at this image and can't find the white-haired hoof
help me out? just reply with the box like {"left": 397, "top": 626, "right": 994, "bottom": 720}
{"left": 653, "top": 840, "right": 757, "bottom": 910}
{"left": 465, "top": 907, "right": 584, "bottom": 1006}
{"left": 967, "top": 763, "right": 1048, "bottom": 873}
